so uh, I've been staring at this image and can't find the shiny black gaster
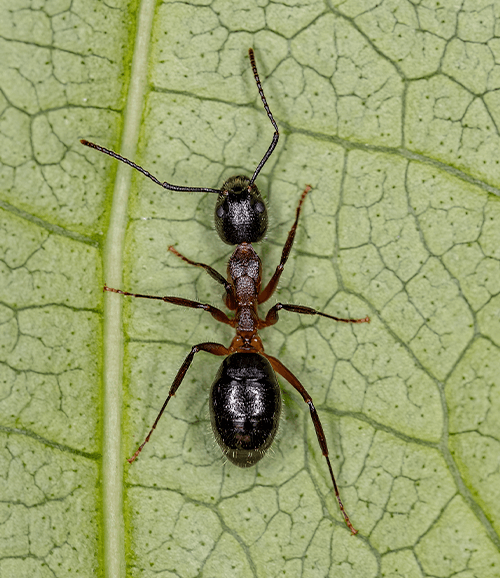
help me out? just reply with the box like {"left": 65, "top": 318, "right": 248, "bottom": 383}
{"left": 210, "top": 352, "right": 281, "bottom": 467}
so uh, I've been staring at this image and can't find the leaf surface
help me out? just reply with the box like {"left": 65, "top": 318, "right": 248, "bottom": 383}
{"left": 1, "top": 0, "right": 499, "bottom": 577}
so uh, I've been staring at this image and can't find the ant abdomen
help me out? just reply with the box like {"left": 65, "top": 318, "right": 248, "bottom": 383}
{"left": 209, "top": 352, "right": 281, "bottom": 467}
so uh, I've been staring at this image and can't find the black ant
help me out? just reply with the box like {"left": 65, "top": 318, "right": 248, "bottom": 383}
{"left": 81, "top": 48, "right": 369, "bottom": 535}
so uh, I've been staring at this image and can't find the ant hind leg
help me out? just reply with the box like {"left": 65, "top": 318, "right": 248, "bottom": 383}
{"left": 128, "top": 341, "right": 229, "bottom": 463}
{"left": 262, "top": 352, "right": 358, "bottom": 535}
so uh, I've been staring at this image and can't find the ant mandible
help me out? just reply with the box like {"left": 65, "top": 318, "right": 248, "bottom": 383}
{"left": 81, "top": 48, "right": 370, "bottom": 535}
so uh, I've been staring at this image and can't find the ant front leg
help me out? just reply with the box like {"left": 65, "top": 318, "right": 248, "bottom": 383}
{"left": 262, "top": 302, "right": 370, "bottom": 328}
{"left": 128, "top": 342, "right": 229, "bottom": 463}
{"left": 104, "top": 285, "right": 235, "bottom": 326}
{"left": 262, "top": 353, "right": 358, "bottom": 535}
{"left": 258, "top": 185, "right": 311, "bottom": 304}
{"left": 168, "top": 246, "right": 237, "bottom": 310}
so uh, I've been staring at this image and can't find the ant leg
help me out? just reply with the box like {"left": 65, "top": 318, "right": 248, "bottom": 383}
{"left": 168, "top": 246, "right": 237, "bottom": 310}
{"left": 262, "top": 352, "right": 358, "bottom": 535}
{"left": 128, "top": 342, "right": 229, "bottom": 463}
{"left": 258, "top": 186, "right": 311, "bottom": 304}
{"left": 104, "top": 285, "right": 235, "bottom": 326}
{"left": 262, "top": 302, "right": 370, "bottom": 328}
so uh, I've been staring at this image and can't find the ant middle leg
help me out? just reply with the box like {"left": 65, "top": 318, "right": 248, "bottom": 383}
{"left": 104, "top": 285, "right": 235, "bottom": 326}
{"left": 128, "top": 341, "right": 229, "bottom": 463}
{"left": 258, "top": 185, "right": 311, "bottom": 304}
{"left": 262, "top": 352, "right": 358, "bottom": 535}
{"left": 262, "top": 302, "right": 370, "bottom": 328}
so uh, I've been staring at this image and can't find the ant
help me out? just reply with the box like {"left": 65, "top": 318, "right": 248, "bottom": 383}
{"left": 81, "top": 48, "right": 369, "bottom": 535}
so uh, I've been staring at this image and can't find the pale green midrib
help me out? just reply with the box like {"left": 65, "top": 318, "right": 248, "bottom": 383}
{"left": 101, "top": 3, "right": 156, "bottom": 578}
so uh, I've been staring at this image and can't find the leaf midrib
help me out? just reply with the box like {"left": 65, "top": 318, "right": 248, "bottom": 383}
{"left": 101, "top": 2, "right": 157, "bottom": 577}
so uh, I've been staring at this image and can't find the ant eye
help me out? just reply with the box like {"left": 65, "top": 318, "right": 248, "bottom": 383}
{"left": 216, "top": 205, "right": 225, "bottom": 218}
{"left": 254, "top": 201, "right": 265, "bottom": 214}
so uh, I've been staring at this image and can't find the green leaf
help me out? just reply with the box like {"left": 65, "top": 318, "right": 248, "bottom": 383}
{"left": 1, "top": 1, "right": 499, "bottom": 577}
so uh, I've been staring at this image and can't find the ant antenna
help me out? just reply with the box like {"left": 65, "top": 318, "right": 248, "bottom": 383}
{"left": 80, "top": 140, "right": 220, "bottom": 194}
{"left": 248, "top": 48, "right": 279, "bottom": 188}
{"left": 81, "top": 49, "right": 278, "bottom": 193}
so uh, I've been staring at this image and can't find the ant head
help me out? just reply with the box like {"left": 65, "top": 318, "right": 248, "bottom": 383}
{"left": 215, "top": 176, "right": 268, "bottom": 245}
